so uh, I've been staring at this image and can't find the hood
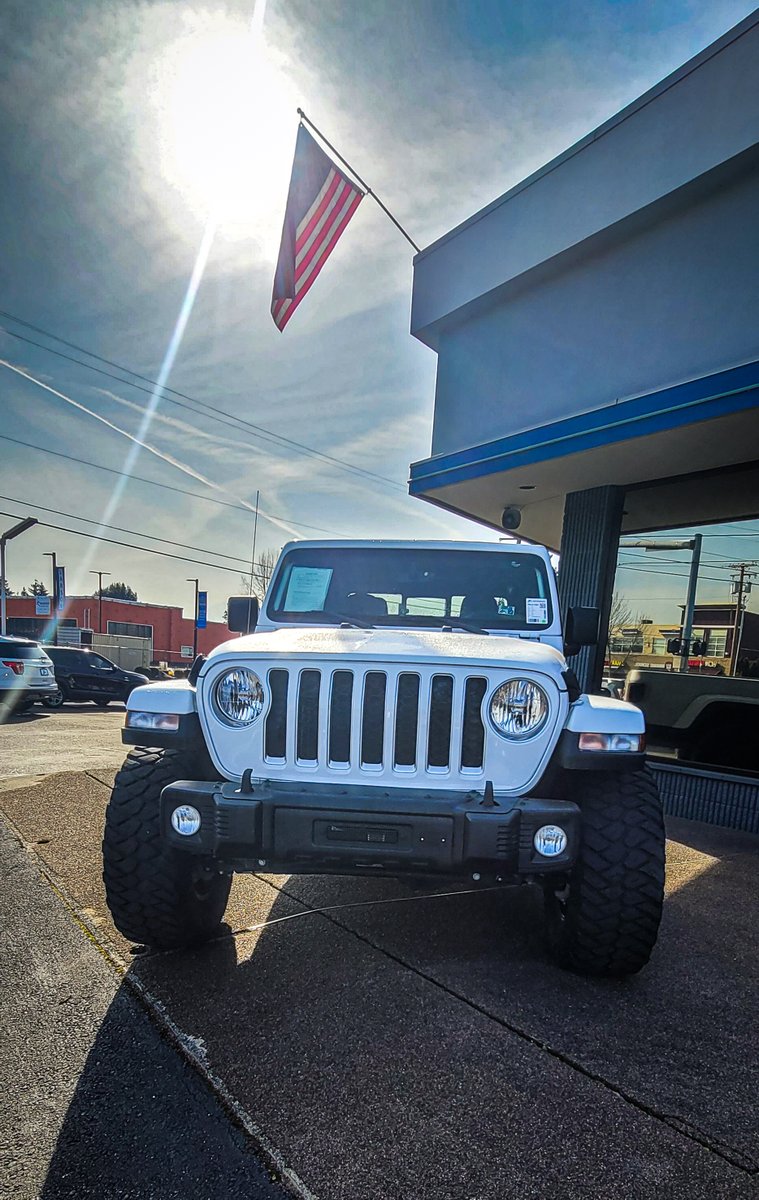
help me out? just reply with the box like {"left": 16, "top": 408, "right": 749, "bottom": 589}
{"left": 206, "top": 625, "right": 565, "bottom": 672}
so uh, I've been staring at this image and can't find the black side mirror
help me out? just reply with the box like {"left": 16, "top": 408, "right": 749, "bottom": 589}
{"left": 227, "top": 596, "right": 259, "bottom": 634}
{"left": 564, "top": 606, "right": 599, "bottom": 656}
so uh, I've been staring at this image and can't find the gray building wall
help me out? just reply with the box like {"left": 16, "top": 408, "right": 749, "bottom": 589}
{"left": 430, "top": 156, "right": 759, "bottom": 457}
{"left": 412, "top": 13, "right": 759, "bottom": 343}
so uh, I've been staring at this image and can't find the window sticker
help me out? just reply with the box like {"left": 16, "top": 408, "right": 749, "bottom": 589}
{"left": 526, "top": 597, "right": 549, "bottom": 624}
{"left": 284, "top": 566, "right": 333, "bottom": 612}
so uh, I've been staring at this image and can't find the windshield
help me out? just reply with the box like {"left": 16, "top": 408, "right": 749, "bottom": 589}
{"left": 267, "top": 547, "right": 553, "bottom": 630}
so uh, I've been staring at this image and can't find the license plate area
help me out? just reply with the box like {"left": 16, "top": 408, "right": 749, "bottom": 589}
{"left": 273, "top": 807, "right": 454, "bottom": 864}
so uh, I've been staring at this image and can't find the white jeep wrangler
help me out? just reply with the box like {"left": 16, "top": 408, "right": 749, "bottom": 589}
{"left": 104, "top": 540, "right": 665, "bottom": 976}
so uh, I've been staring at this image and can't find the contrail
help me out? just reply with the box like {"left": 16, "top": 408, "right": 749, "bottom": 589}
{"left": 0, "top": 360, "right": 302, "bottom": 542}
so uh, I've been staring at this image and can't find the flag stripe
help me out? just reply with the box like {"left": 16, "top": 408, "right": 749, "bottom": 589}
{"left": 295, "top": 169, "right": 341, "bottom": 254}
{"left": 295, "top": 178, "right": 354, "bottom": 270}
{"left": 294, "top": 182, "right": 356, "bottom": 281}
{"left": 276, "top": 189, "right": 362, "bottom": 329}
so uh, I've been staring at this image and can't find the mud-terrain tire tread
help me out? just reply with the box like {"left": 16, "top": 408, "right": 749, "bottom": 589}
{"left": 546, "top": 766, "right": 665, "bottom": 977}
{"left": 103, "top": 746, "right": 231, "bottom": 948}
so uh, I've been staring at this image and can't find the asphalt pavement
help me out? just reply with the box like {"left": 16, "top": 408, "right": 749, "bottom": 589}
{"left": 1, "top": 709, "right": 758, "bottom": 1198}
{"left": 0, "top": 703, "right": 126, "bottom": 778}
{"left": 0, "top": 816, "right": 287, "bottom": 1200}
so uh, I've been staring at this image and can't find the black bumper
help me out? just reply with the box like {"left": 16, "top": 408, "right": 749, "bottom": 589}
{"left": 3, "top": 687, "right": 58, "bottom": 704}
{"left": 159, "top": 780, "right": 580, "bottom": 879}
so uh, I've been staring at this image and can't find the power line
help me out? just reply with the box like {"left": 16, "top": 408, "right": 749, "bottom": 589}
{"left": 618, "top": 551, "right": 735, "bottom": 571}
{"left": 0, "top": 432, "right": 350, "bottom": 537}
{"left": 0, "top": 314, "right": 407, "bottom": 492}
{"left": 618, "top": 563, "right": 729, "bottom": 585}
{"left": 0, "top": 507, "right": 258, "bottom": 577}
{"left": 0, "top": 493, "right": 264, "bottom": 569}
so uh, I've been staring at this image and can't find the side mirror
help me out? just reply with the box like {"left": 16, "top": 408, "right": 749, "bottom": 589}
{"left": 564, "top": 606, "right": 599, "bottom": 656}
{"left": 227, "top": 595, "right": 259, "bottom": 634}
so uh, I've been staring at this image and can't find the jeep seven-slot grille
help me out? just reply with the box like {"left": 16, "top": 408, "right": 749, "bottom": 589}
{"left": 263, "top": 668, "right": 487, "bottom": 774}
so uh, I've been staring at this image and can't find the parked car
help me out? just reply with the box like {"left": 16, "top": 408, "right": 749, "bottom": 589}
{"left": 0, "top": 635, "right": 57, "bottom": 716}
{"left": 41, "top": 647, "right": 145, "bottom": 708}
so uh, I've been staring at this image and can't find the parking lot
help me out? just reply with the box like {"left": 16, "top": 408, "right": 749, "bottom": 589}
{"left": 0, "top": 703, "right": 126, "bottom": 779}
{"left": 1, "top": 708, "right": 758, "bottom": 1198}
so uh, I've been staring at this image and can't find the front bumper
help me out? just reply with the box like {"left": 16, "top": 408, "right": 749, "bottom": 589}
{"left": 159, "top": 779, "right": 580, "bottom": 879}
{"left": 1, "top": 686, "right": 59, "bottom": 704}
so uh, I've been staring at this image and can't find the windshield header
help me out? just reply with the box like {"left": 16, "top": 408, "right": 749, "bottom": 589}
{"left": 267, "top": 547, "right": 554, "bottom": 631}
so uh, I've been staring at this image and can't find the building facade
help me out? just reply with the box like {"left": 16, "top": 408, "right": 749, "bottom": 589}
{"left": 606, "top": 604, "right": 759, "bottom": 677}
{"left": 4, "top": 594, "right": 231, "bottom": 666}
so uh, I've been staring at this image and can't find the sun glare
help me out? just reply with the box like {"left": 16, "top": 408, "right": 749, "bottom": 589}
{"left": 154, "top": 14, "right": 297, "bottom": 250}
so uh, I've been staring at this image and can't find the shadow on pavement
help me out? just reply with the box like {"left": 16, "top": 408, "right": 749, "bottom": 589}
{"left": 39, "top": 930, "right": 286, "bottom": 1200}
{"left": 22, "top": 786, "right": 757, "bottom": 1200}
{"left": 68, "top": 851, "right": 757, "bottom": 1199}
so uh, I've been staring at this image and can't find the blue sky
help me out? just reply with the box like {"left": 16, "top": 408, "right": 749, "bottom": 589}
{"left": 0, "top": 0, "right": 756, "bottom": 622}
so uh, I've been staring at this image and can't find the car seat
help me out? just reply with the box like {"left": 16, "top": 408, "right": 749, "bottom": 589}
{"left": 343, "top": 592, "right": 389, "bottom": 616}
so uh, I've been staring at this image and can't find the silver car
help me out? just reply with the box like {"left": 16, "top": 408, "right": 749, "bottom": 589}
{"left": 0, "top": 636, "right": 58, "bottom": 717}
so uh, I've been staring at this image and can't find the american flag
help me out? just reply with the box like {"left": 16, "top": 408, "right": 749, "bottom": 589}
{"left": 271, "top": 124, "right": 364, "bottom": 331}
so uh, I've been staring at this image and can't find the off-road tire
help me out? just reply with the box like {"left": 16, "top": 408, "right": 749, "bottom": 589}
{"left": 544, "top": 766, "right": 665, "bottom": 977}
{"left": 103, "top": 746, "right": 231, "bottom": 949}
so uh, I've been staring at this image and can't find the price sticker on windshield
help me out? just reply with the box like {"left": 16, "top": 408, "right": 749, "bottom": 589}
{"left": 285, "top": 566, "right": 333, "bottom": 612}
{"left": 526, "top": 597, "right": 548, "bottom": 624}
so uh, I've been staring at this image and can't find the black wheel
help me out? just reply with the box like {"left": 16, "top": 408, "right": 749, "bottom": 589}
{"left": 93, "top": 698, "right": 111, "bottom": 708}
{"left": 103, "top": 746, "right": 231, "bottom": 949}
{"left": 544, "top": 767, "right": 665, "bottom": 977}
{"left": 42, "top": 688, "right": 66, "bottom": 709}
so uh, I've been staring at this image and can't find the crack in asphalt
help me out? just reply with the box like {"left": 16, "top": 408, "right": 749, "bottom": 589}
{"left": 256, "top": 873, "right": 758, "bottom": 1178}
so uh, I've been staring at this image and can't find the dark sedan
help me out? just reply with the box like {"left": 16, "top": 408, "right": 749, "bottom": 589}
{"left": 41, "top": 647, "right": 146, "bottom": 708}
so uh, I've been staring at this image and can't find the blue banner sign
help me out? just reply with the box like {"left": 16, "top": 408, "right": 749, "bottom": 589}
{"left": 196, "top": 590, "right": 207, "bottom": 629}
{"left": 55, "top": 566, "right": 66, "bottom": 613}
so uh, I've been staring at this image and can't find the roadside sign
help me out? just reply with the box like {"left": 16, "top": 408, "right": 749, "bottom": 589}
{"left": 55, "top": 566, "right": 66, "bottom": 613}
{"left": 35, "top": 594, "right": 51, "bottom": 616}
{"left": 196, "top": 590, "right": 207, "bottom": 629}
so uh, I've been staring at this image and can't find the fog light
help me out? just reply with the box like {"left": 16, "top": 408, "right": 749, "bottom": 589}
{"left": 171, "top": 805, "right": 201, "bottom": 836}
{"left": 534, "top": 825, "right": 567, "bottom": 857}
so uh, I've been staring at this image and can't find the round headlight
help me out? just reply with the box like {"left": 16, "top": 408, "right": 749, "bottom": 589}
{"left": 214, "top": 668, "right": 265, "bottom": 725}
{"left": 489, "top": 678, "right": 549, "bottom": 739}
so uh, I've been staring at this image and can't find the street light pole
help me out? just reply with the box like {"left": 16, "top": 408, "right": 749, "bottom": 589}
{"left": 1, "top": 518, "right": 39, "bottom": 635}
{"left": 187, "top": 577, "right": 199, "bottom": 659}
{"left": 43, "top": 551, "right": 58, "bottom": 645}
{"left": 90, "top": 570, "right": 111, "bottom": 633}
{"left": 678, "top": 535, "right": 702, "bottom": 674}
{"left": 620, "top": 536, "right": 702, "bottom": 673}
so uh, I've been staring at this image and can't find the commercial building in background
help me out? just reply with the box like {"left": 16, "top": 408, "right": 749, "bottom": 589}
{"left": 3, "top": 594, "right": 231, "bottom": 667}
{"left": 606, "top": 603, "right": 759, "bottom": 677}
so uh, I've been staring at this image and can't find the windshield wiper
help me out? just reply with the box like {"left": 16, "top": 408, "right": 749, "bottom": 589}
{"left": 300, "top": 609, "right": 374, "bottom": 630}
{"left": 439, "top": 620, "right": 489, "bottom": 636}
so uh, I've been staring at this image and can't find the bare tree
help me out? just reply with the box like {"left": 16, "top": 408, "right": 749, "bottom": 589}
{"left": 240, "top": 547, "right": 279, "bottom": 601}
{"left": 608, "top": 592, "right": 633, "bottom": 632}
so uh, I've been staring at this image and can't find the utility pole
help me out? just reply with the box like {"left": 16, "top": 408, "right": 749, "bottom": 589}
{"left": 90, "top": 570, "right": 111, "bottom": 633}
{"left": 43, "top": 551, "right": 58, "bottom": 645}
{"left": 726, "top": 562, "right": 758, "bottom": 675}
{"left": 187, "top": 577, "right": 200, "bottom": 659}
{"left": 248, "top": 489, "right": 260, "bottom": 597}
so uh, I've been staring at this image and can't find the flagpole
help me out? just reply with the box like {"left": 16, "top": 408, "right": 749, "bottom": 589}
{"left": 296, "top": 108, "right": 421, "bottom": 253}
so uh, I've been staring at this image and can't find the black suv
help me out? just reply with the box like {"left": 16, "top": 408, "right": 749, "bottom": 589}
{"left": 42, "top": 647, "right": 146, "bottom": 708}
